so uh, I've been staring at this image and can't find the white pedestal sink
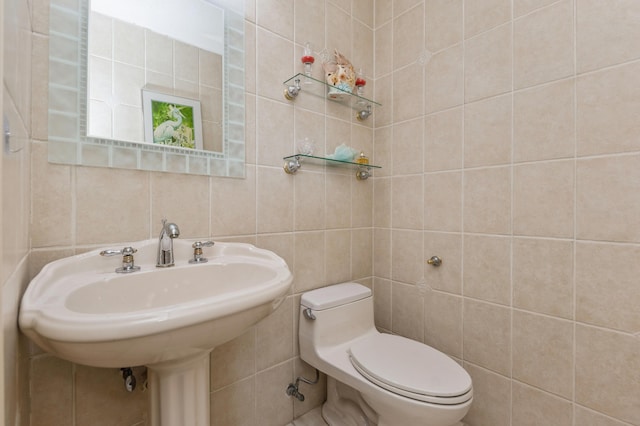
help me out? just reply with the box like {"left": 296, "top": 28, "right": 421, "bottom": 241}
{"left": 19, "top": 239, "right": 293, "bottom": 426}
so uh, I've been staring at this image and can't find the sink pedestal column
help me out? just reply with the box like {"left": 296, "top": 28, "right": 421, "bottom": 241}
{"left": 148, "top": 351, "right": 212, "bottom": 426}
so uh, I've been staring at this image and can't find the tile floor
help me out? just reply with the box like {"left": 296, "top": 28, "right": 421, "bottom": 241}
{"left": 287, "top": 407, "right": 327, "bottom": 426}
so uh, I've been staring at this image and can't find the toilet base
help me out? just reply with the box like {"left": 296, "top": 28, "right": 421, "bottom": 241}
{"left": 321, "top": 376, "right": 469, "bottom": 426}
{"left": 322, "top": 377, "right": 377, "bottom": 426}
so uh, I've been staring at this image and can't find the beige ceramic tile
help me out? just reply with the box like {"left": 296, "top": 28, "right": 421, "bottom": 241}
{"left": 325, "top": 230, "right": 351, "bottom": 284}
{"left": 373, "top": 177, "right": 391, "bottom": 228}
{"left": 514, "top": 79, "right": 575, "bottom": 162}
{"left": 575, "top": 406, "right": 632, "bottom": 426}
{"left": 145, "top": 31, "right": 173, "bottom": 75}
{"left": 375, "top": 0, "right": 392, "bottom": 27}
{"left": 425, "top": 291, "right": 463, "bottom": 358}
{"left": 576, "top": 155, "right": 640, "bottom": 242}
{"left": 512, "top": 382, "right": 573, "bottom": 426}
{"left": 514, "top": 0, "right": 560, "bottom": 16}
{"left": 463, "top": 299, "right": 511, "bottom": 375}
{"left": 352, "top": 228, "right": 373, "bottom": 279}
{"left": 392, "top": 175, "right": 423, "bottom": 230}
{"left": 464, "top": 94, "right": 512, "bottom": 167}
{"left": 576, "top": 325, "right": 640, "bottom": 425}
{"left": 293, "top": 231, "right": 326, "bottom": 293}
{"left": 151, "top": 173, "right": 210, "bottom": 238}
{"left": 424, "top": 171, "right": 462, "bottom": 232}
{"left": 326, "top": 173, "right": 351, "bottom": 229}
{"left": 391, "top": 229, "right": 424, "bottom": 285}
{"left": 256, "top": 233, "right": 294, "bottom": 282}
{"left": 463, "top": 166, "right": 511, "bottom": 235}
{"left": 577, "top": 61, "right": 640, "bottom": 156}
{"left": 392, "top": 118, "right": 424, "bottom": 175}
{"left": 577, "top": 0, "right": 640, "bottom": 73}
{"left": 256, "top": 98, "right": 294, "bottom": 167}
{"left": 423, "top": 231, "right": 462, "bottom": 295}
{"left": 256, "top": 28, "right": 293, "bottom": 102}
{"left": 256, "top": 166, "right": 294, "bottom": 234}
{"left": 373, "top": 228, "right": 391, "bottom": 280}
{"left": 462, "top": 363, "right": 511, "bottom": 426}
{"left": 211, "top": 165, "right": 257, "bottom": 237}
{"left": 513, "top": 237, "right": 574, "bottom": 319}
{"left": 30, "top": 143, "right": 72, "bottom": 247}
{"left": 576, "top": 242, "right": 640, "bottom": 333}
{"left": 463, "top": 234, "right": 511, "bottom": 306}
{"left": 210, "top": 328, "right": 256, "bottom": 390}
{"left": 394, "top": 0, "right": 422, "bottom": 17}
{"left": 374, "top": 74, "right": 393, "bottom": 128}
{"left": 425, "top": 44, "right": 464, "bottom": 114}
{"left": 75, "top": 167, "right": 150, "bottom": 245}
{"left": 29, "top": 356, "right": 73, "bottom": 426}
{"left": 393, "top": 4, "right": 424, "bottom": 70}
{"left": 393, "top": 64, "right": 424, "bottom": 122}
{"left": 326, "top": 4, "right": 352, "bottom": 59}
{"left": 375, "top": 21, "right": 393, "bottom": 78}
{"left": 351, "top": 177, "right": 373, "bottom": 228}
{"left": 113, "top": 19, "right": 144, "bottom": 67}
{"left": 513, "top": 160, "right": 574, "bottom": 238}
{"left": 464, "top": 24, "right": 512, "bottom": 102}
{"left": 256, "top": 296, "right": 293, "bottom": 371}
{"left": 514, "top": 0, "right": 574, "bottom": 89}
{"left": 31, "top": 34, "right": 50, "bottom": 140}
{"left": 426, "top": 0, "right": 463, "bottom": 52}
{"left": 294, "top": 171, "right": 326, "bottom": 231}
{"left": 211, "top": 377, "right": 256, "bottom": 426}
{"left": 256, "top": 361, "right": 295, "bottom": 426}
{"left": 373, "top": 277, "right": 392, "bottom": 330}
{"left": 425, "top": 107, "right": 463, "bottom": 172}
{"left": 464, "top": 0, "right": 511, "bottom": 39}
{"left": 392, "top": 281, "right": 424, "bottom": 342}
{"left": 244, "top": 23, "right": 257, "bottom": 96}
{"left": 75, "top": 365, "right": 148, "bottom": 425}
{"left": 353, "top": 0, "right": 374, "bottom": 28}
{"left": 513, "top": 310, "right": 574, "bottom": 398}
{"left": 293, "top": 358, "right": 328, "bottom": 419}
{"left": 294, "top": 0, "right": 325, "bottom": 60}
{"left": 256, "top": 0, "right": 293, "bottom": 40}
{"left": 351, "top": 22, "right": 374, "bottom": 97}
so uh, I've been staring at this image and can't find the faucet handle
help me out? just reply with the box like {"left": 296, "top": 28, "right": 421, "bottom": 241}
{"left": 100, "top": 246, "right": 137, "bottom": 257}
{"left": 100, "top": 247, "right": 141, "bottom": 273}
{"left": 189, "top": 241, "right": 215, "bottom": 264}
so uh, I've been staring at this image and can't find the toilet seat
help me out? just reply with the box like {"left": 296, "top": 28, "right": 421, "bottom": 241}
{"left": 348, "top": 334, "right": 472, "bottom": 405}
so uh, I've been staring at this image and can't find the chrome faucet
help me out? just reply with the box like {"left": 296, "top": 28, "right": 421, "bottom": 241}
{"left": 156, "top": 219, "right": 180, "bottom": 267}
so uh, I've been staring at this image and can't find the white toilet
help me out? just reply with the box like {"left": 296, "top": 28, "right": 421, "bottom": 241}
{"left": 299, "top": 283, "right": 472, "bottom": 426}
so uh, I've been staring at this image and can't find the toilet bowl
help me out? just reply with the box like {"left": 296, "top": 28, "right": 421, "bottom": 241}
{"left": 299, "top": 283, "right": 472, "bottom": 426}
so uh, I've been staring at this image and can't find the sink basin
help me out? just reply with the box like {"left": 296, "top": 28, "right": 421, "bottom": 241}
{"left": 19, "top": 239, "right": 293, "bottom": 368}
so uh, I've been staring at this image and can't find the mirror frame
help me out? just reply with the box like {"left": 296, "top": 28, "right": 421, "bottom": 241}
{"left": 47, "top": 0, "right": 245, "bottom": 177}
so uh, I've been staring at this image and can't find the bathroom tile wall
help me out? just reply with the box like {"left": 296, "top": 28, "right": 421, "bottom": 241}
{"left": 3, "top": 0, "right": 33, "bottom": 424}
{"left": 373, "top": 1, "right": 640, "bottom": 426}
{"left": 23, "top": 0, "right": 374, "bottom": 425}
{"left": 87, "top": 11, "right": 224, "bottom": 151}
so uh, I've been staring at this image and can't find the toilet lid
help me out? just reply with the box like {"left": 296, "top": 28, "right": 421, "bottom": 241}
{"left": 348, "top": 334, "right": 472, "bottom": 403}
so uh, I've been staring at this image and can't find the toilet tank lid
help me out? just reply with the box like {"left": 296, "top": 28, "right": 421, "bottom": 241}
{"left": 301, "top": 283, "right": 371, "bottom": 310}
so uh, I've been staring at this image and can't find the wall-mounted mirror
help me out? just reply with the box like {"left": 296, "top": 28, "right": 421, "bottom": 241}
{"left": 47, "top": 0, "right": 245, "bottom": 177}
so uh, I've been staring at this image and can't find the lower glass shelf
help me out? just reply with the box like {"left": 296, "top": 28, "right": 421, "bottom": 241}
{"left": 282, "top": 154, "right": 380, "bottom": 180}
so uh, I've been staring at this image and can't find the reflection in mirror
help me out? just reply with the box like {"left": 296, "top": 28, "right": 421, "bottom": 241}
{"left": 47, "top": 0, "right": 245, "bottom": 177}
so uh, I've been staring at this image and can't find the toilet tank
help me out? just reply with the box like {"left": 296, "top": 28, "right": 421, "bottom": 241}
{"left": 299, "top": 283, "right": 376, "bottom": 353}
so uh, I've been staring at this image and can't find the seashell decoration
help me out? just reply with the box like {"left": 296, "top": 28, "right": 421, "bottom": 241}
{"left": 322, "top": 49, "right": 356, "bottom": 100}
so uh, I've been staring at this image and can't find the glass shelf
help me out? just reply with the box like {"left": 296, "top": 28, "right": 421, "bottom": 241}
{"left": 283, "top": 73, "right": 381, "bottom": 108}
{"left": 283, "top": 154, "right": 381, "bottom": 168}
{"left": 283, "top": 154, "right": 380, "bottom": 180}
